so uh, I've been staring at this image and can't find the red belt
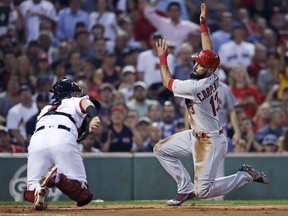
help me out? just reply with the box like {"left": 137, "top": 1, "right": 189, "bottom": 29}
{"left": 192, "top": 129, "right": 223, "bottom": 139}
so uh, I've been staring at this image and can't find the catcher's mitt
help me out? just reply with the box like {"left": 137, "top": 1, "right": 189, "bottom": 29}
{"left": 77, "top": 98, "right": 101, "bottom": 142}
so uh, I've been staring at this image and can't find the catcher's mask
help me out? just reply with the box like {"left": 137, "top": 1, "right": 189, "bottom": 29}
{"left": 50, "top": 77, "right": 82, "bottom": 99}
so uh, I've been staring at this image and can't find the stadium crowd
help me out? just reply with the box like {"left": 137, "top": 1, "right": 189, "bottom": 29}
{"left": 0, "top": 0, "right": 288, "bottom": 153}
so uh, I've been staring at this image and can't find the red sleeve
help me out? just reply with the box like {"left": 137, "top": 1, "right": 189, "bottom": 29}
{"left": 79, "top": 98, "right": 86, "bottom": 114}
{"left": 167, "top": 79, "right": 175, "bottom": 92}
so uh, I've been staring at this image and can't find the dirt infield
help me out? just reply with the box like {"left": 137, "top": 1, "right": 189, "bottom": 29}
{"left": 1, "top": 204, "right": 288, "bottom": 216}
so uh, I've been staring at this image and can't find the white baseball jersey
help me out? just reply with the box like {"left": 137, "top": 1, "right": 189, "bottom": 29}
{"left": 26, "top": 95, "right": 89, "bottom": 191}
{"left": 36, "top": 96, "right": 89, "bottom": 138}
{"left": 171, "top": 71, "right": 221, "bottom": 132}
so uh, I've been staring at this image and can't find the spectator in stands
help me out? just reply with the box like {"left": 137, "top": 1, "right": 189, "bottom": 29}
{"left": 118, "top": 65, "right": 136, "bottom": 102}
{"left": 6, "top": 84, "right": 38, "bottom": 147}
{"left": 143, "top": 1, "right": 199, "bottom": 52}
{"left": 66, "top": 50, "right": 81, "bottom": 77}
{"left": 74, "top": 29, "right": 94, "bottom": 61}
{"left": 32, "top": 76, "right": 52, "bottom": 102}
{"left": 34, "top": 53, "right": 51, "bottom": 80}
{"left": 56, "top": 0, "right": 89, "bottom": 40}
{"left": 137, "top": 32, "right": 174, "bottom": 101}
{"left": 113, "top": 91, "right": 126, "bottom": 106}
{"left": 146, "top": 103, "right": 162, "bottom": 123}
{"left": 139, "top": 122, "right": 162, "bottom": 152}
{"left": 276, "top": 42, "right": 288, "bottom": 100}
{"left": 255, "top": 107, "right": 285, "bottom": 145}
{"left": 158, "top": 101, "right": 177, "bottom": 139}
{"left": 12, "top": 55, "right": 36, "bottom": 89}
{"left": 247, "top": 43, "right": 268, "bottom": 84}
{"left": 77, "top": 60, "right": 98, "bottom": 95}
{"left": 78, "top": 134, "right": 100, "bottom": 153}
{"left": 260, "top": 28, "right": 278, "bottom": 54}
{"left": 25, "top": 92, "right": 50, "bottom": 144}
{"left": 124, "top": 108, "right": 142, "bottom": 152}
{"left": 252, "top": 102, "right": 271, "bottom": 133}
{"left": 88, "top": 37, "right": 106, "bottom": 68}
{"left": 127, "top": 81, "right": 159, "bottom": 117}
{"left": 136, "top": 116, "right": 151, "bottom": 150}
{"left": 173, "top": 42, "right": 193, "bottom": 80}
{"left": 133, "top": 0, "right": 165, "bottom": 50}
{"left": 38, "top": 30, "right": 53, "bottom": 63}
{"left": 218, "top": 25, "right": 255, "bottom": 72}
{"left": 278, "top": 129, "right": 288, "bottom": 153}
{"left": 19, "top": 0, "right": 56, "bottom": 43}
{"left": 113, "top": 31, "right": 130, "bottom": 67}
{"left": 269, "top": 7, "right": 287, "bottom": 33}
{"left": 211, "top": 11, "right": 233, "bottom": 52}
{"left": 123, "top": 47, "right": 140, "bottom": 68}
{"left": 101, "top": 105, "right": 134, "bottom": 152}
{"left": 39, "top": 19, "right": 60, "bottom": 48}
{"left": 260, "top": 134, "right": 279, "bottom": 153}
{"left": 51, "top": 59, "right": 66, "bottom": 84}
{"left": 95, "top": 50, "right": 121, "bottom": 88}
{"left": 0, "top": 51, "right": 16, "bottom": 91}
{"left": 89, "top": 0, "right": 120, "bottom": 43}
{"left": 256, "top": 53, "right": 279, "bottom": 100}
{"left": 51, "top": 40, "right": 72, "bottom": 63}
{"left": 25, "top": 40, "right": 40, "bottom": 67}
{"left": 282, "top": 90, "right": 288, "bottom": 129}
{"left": 229, "top": 65, "right": 262, "bottom": 118}
{"left": 118, "top": 16, "right": 142, "bottom": 51}
{"left": 247, "top": 16, "right": 267, "bottom": 43}
{"left": 98, "top": 83, "right": 115, "bottom": 127}
{"left": 0, "top": 0, "right": 23, "bottom": 38}
{"left": 0, "top": 76, "right": 20, "bottom": 122}
{"left": 0, "top": 125, "right": 25, "bottom": 153}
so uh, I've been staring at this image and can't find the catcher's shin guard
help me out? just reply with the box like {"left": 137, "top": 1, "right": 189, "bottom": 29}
{"left": 23, "top": 189, "right": 35, "bottom": 203}
{"left": 55, "top": 173, "right": 93, "bottom": 206}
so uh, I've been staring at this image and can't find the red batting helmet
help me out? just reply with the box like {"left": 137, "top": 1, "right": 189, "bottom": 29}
{"left": 192, "top": 50, "right": 220, "bottom": 69}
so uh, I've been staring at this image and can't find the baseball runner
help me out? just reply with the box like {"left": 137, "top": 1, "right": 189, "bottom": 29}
{"left": 23, "top": 78, "right": 101, "bottom": 210}
{"left": 154, "top": 3, "right": 269, "bottom": 206}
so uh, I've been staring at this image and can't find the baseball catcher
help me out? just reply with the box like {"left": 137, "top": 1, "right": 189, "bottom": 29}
{"left": 23, "top": 77, "right": 101, "bottom": 210}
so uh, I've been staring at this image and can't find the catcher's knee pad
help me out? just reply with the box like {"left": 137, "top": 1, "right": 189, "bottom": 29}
{"left": 56, "top": 173, "right": 93, "bottom": 206}
{"left": 23, "top": 189, "right": 35, "bottom": 203}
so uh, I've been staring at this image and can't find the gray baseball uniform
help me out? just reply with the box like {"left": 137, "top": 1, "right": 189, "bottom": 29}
{"left": 154, "top": 71, "right": 253, "bottom": 199}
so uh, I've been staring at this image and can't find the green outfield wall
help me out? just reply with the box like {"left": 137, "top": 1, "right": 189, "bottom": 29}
{"left": 0, "top": 153, "right": 287, "bottom": 202}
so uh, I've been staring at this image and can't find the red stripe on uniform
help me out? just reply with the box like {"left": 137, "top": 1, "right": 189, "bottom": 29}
{"left": 80, "top": 98, "right": 86, "bottom": 113}
{"left": 167, "top": 79, "right": 174, "bottom": 92}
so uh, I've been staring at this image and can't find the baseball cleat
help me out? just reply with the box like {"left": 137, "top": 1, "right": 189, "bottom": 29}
{"left": 239, "top": 164, "right": 269, "bottom": 184}
{"left": 167, "top": 192, "right": 195, "bottom": 206}
{"left": 34, "top": 187, "right": 49, "bottom": 211}
{"left": 40, "top": 165, "right": 57, "bottom": 188}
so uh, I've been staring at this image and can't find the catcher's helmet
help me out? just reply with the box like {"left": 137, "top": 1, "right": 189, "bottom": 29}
{"left": 192, "top": 50, "right": 220, "bottom": 69}
{"left": 50, "top": 78, "right": 82, "bottom": 99}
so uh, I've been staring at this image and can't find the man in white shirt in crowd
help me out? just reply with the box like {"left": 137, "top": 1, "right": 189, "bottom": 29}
{"left": 143, "top": 1, "right": 199, "bottom": 52}
{"left": 137, "top": 32, "right": 174, "bottom": 101}
{"left": 20, "top": 0, "right": 56, "bottom": 43}
{"left": 218, "top": 25, "right": 255, "bottom": 72}
{"left": 6, "top": 84, "right": 38, "bottom": 148}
